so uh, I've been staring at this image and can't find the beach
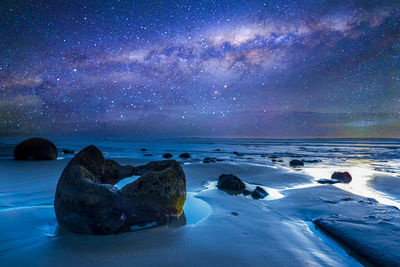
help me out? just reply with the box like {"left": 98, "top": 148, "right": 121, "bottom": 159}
{"left": 0, "top": 138, "right": 399, "bottom": 266}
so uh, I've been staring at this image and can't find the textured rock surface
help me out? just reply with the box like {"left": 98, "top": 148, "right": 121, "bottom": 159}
{"left": 13, "top": 138, "right": 58, "bottom": 160}
{"left": 54, "top": 146, "right": 186, "bottom": 234}
{"left": 120, "top": 160, "right": 186, "bottom": 225}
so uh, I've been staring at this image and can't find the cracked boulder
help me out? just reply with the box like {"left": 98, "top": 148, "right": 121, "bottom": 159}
{"left": 54, "top": 145, "right": 186, "bottom": 235}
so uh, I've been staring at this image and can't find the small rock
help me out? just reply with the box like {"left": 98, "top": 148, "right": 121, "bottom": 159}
{"left": 162, "top": 153, "right": 173, "bottom": 159}
{"left": 233, "top": 151, "right": 244, "bottom": 156}
{"left": 251, "top": 186, "right": 269, "bottom": 200}
{"left": 14, "top": 138, "right": 58, "bottom": 160}
{"left": 231, "top": 212, "right": 239, "bottom": 216}
{"left": 290, "top": 159, "right": 304, "bottom": 166}
{"left": 203, "top": 157, "right": 218, "bottom": 163}
{"left": 215, "top": 149, "right": 221, "bottom": 151}
{"left": 62, "top": 149, "right": 74, "bottom": 154}
{"left": 140, "top": 148, "right": 147, "bottom": 151}
{"left": 217, "top": 174, "right": 246, "bottom": 195}
{"left": 179, "top": 153, "right": 191, "bottom": 159}
{"left": 331, "top": 171, "right": 352, "bottom": 183}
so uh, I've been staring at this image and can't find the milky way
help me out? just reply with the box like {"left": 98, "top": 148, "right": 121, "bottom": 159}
{"left": 1, "top": 0, "right": 399, "bottom": 137}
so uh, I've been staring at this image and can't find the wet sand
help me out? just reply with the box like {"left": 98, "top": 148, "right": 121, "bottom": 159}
{"left": 1, "top": 158, "right": 399, "bottom": 266}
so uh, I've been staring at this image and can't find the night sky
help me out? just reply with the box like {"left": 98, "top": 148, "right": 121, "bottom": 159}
{"left": 1, "top": 0, "right": 399, "bottom": 137}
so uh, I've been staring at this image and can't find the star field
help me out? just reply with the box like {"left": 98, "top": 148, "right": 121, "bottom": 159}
{"left": 0, "top": 0, "right": 399, "bottom": 137}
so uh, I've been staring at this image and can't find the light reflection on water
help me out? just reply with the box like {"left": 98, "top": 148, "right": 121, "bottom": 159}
{"left": 302, "top": 161, "right": 400, "bottom": 208}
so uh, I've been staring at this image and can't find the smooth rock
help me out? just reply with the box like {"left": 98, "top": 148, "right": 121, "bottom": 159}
{"left": 14, "top": 137, "right": 58, "bottom": 160}
{"left": 162, "top": 153, "right": 173, "bottom": 159}
{"left": 179, "top": 153, "right": 191, "bottom": 159}
{"left": 331, "top": 171, "right": 352, "bottom": 183}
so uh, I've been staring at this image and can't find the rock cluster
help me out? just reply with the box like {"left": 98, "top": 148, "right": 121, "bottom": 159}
{"left": 217, "top": 174, "right": 269, "bottom": 200}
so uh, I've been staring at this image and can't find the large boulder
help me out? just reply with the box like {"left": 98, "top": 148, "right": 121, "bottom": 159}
{"left": 331, "top": 171, "right": 352, "bottom": 183}
{"left": 54, "top": 146, "right": 186, "bottom": 235}
{"left": 217, "top": 174, "right": 246, "bottom": 195}
{"left": 13, "top": 137, "right": 57, "bottom": 160}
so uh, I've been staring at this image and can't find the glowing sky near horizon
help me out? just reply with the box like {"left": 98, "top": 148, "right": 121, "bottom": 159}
{"left": 0, "top": 0, "right": 399, "bottom": 137}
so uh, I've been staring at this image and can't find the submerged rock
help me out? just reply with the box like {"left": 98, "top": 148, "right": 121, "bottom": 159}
{"left": 179, "top": 153, "right": 191, "bottom": 159}
{"left": 54, "top": 146, "right": 186, "bottom": 235}
{"left": 141, "top": 148, "right": 147, "bottom": 151}
{"left": 14, "top": 137, "right": 58, "bottom": 160}
{"left": 251, "top": 186, "right": 269, "bottom": 200}
{"left": 217, "top": 174, "right": 246, "bottom": 194}
{"left": 289, "top": 159, "right": 304, "bottom": 166}
{"left": 331, "top": 171, "right": 352, "bottom": 183}
{"left": 162, "top": 153, "right": 173, "bottom": 159}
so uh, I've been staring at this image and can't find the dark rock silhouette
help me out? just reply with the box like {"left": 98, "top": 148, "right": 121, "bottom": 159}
{"left": 162, "top": 153, "right": 173, "bottom": 159}
{"left": 290, "top": 159, "right": 304, "bottom": 166}
{"left": 331, "top": 171, "right": 352, "bottom": 183}
{"left": 14, "top": 137, "right": 57, "bottom": 160}
{"left": 179, "top": 153, "right": 191, "bottom": 159}
{"left": 251, "top": 186, "right": 269, "bottom": 199}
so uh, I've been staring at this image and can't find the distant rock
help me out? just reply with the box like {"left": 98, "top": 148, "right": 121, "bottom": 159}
{"left": 162, "top": 153, "right": 173, "bottom": 159}
{"left": 54, "top": 146, "right": 186, "bottom": 235}
{"left": 179, "top": 153, "right": 191, "bottom": 159}
{"left": 231, "top": 211, "right": 239, "bottom": 216}
{"left": 14, "top": 137, "right": 57, "bottom": 160}
{"left": 203, "top": 157, "right": 218, "bottom": 163}
{"left": 233, "top": 151, "right": 244, "bottom": 156}
{"left": 62, "top": 149, "right": 74, "bottom": 154}
{"left": 331, "top": 171, "right": 352, "bottom": 183}
{"left": 215, "top": 149, "right": 221, "bottom": 151}
{"left": 290, "top": 159, "right": 304, "bottom": 166}
{"left": 217, "top": 174, "right": 246, "bottom": 195}
{"left": 251, "top": 186, "right": 269, "bottom": 199}
{"left": 141, "top": 148, "right": 147, "bottom": 151}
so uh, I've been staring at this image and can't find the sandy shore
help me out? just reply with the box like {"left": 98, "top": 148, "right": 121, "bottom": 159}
{"left": 1, "top": 158, "right": 399, "bottom": 266}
